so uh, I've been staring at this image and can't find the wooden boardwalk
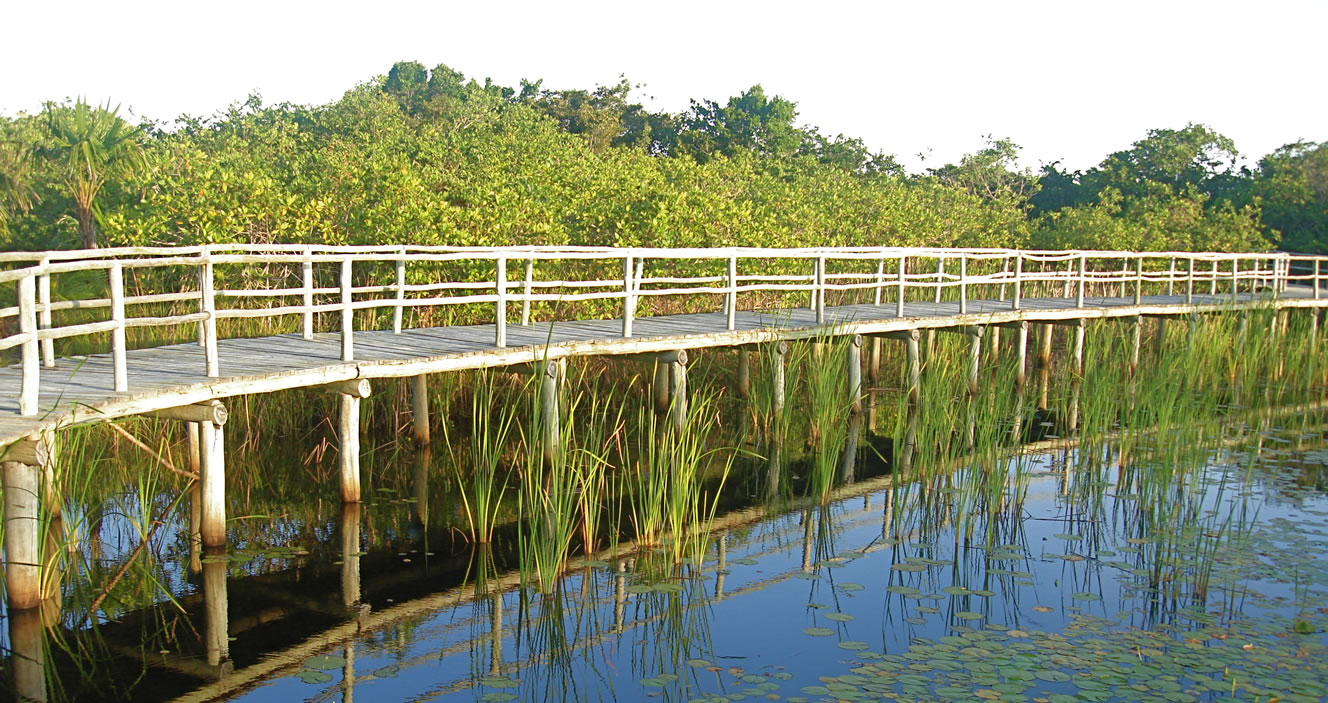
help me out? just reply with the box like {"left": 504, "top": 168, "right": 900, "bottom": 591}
{"left": 0, "top": 287, "right": 1316, "bottom": 450}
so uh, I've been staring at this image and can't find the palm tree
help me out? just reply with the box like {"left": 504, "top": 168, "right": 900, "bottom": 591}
{"left": 0, "top": 139, "right": 39, "bottom": 224}
{"left": 43, "top": 100, "right": 145, "bottom": 249}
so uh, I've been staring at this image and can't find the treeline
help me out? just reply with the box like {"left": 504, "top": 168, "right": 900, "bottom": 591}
{"left": 0, "top": 60, "right": 1324, "bottom": 255}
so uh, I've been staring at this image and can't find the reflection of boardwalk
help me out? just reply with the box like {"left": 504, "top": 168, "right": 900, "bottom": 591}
{"left": 0, "top": 288, "right": 1314, "bottom": 448}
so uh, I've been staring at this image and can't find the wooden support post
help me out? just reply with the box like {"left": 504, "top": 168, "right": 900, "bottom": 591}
{"left": 874, "top": 256, "right": 886, "bottom": 306}
{"left": 1069, "top": 319, "right": 1085, "bottom": 434}
{"left": 1135, "top": 256, "right": 1144, "bottom": 305}
{"left": 1038, "top": 323, "right": 1053, "bottom": 369}
{"left": 966, "top": 326, "right": 983, "bottom": 449}
{"left": 199, "top": 419, "right": 226, "bottom": 549}
{"left": 413, "top": 375, "right": 430, "bottom": 445}
{"left": 1009, "top": 321, "right": 1028, "bottom": 390}
{"left": 522, "top": 257, "right": 535, "bottom": 326}
{"left": 18, "top": 274, "right": 39, "bottom": 415}
{"left": 622, "top": 254, "right": 635, "bottom": 338}
{"left": 3, "top": 459, "right": 41, "bottom": 610}
{"left": 959, "top": 255, "right": 968, "bottom": 314}
{"left": 109, "top": 262, "right": 127, "bottom": 392}
{"left": 339, "top": 392, "right": 362, "bottom": 503}
{"left": 9, "top": 608, "right": 46, "bottom": 703}
{"left": 736, "top": 349, "right": 750, "bottom": 398}
{"left": 189, "top": 481, "right": 202, "bottom": 574}
{"left": 934, "top": 257, "right": 945, "bottom": 304}
{"left": 887, "top": 329, "right": 921, "bottom": 407}
{"left": 653, "top": 360, "right": 670, "bottom": 414}
{"left": 202, "top": 555, "right": 230, "bottom": 669}
{"left": 896, "top": 256, "right": 906, "bottom": 318}
{"left": 1011, "top": 321, "right": 1028, "bottom": 443}
{"left": 495, "top": 257, "right": 507, "bottom": 348}
{"left": 868, "top": 336, "right": 882, "bottom": 382}
{"left": 989, "top": 325, "right": 1001, "bottom": 358}
{"left": 199, "top": 249, "right": 217, "bottom": 377}
{"left": 1076, "top": 254, "right": 1086, "bottom": 308}
{"left": 301, "top": 247, "right": 314, "bottom": 340}
{"left": 727, "top": 255, "right": 738, "bottom": 331}
{"left": 815, "top": 256, "right": 826, "bottom": 325}
{"left": 848, "top": 335, "right": 863, "bottom": 414}
{"left": 341, "top": 502, "right": 362, "bottom": 610}
{"left": 1154, "top": 316, "right": 1167, "bottom": 355}
{"left": 1012, "top": 253, "right": 1022, "bottom": 310}
{"left": 412, "top": 446, "right": 430, "bottom": 530}
{"left": 1130, "top": 316, "right": 1142, "bottom": 375}
{"left": 966, "top": 327, "right": 983, "bottom": 399}
{"left": 340, "top": 258, "right": 354, "bottom": 362}
{"left": 541, "top": 359, "right": 562, "bottom": 465}
{"left": 393, "top": 249, "right": 406, "bottom": 334}
{"left": 38, "top": 262, "right": 53, "bottom": 369}
{"left": 669, "top": 350, "right": 689, "bottom": 433}
{"left": 1186, "top": 257, "right": 1195, "bottom": 304}
{"left": 188, "top": 421, "right": 201, "bottom": 475}
{"left": 773, "top": 342, "right": 788, "bottom": 417}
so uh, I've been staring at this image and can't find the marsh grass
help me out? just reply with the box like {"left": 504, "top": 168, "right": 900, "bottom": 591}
{"left": 445, "top": 370, "right": 518, "bottom": 544}
{"left": 621, "top": 392, "right": 735, "bottom": 565}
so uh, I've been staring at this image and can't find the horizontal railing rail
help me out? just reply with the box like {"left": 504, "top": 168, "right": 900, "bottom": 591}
{"left": 2, "top": 246, "right": 1324, "bottom": 416}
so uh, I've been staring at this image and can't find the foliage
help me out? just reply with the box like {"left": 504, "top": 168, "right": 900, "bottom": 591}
{"left": 1, "top": 64, "right": 1320, "bottom": 257}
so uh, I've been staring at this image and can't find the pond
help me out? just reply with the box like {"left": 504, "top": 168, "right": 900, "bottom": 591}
{"left": 3, "top": 312, "right": 1327, "bottom": 702}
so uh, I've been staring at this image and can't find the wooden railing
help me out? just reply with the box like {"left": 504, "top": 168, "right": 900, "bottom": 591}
{"left": 1, "top": 245, "right": 1323, "bottom": 416}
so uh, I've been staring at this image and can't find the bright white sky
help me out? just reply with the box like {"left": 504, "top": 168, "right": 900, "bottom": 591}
{"left": 3, "top": 0, "right": 1324, "bottom": 174}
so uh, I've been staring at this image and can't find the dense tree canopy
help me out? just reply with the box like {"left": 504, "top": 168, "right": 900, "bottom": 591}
{"left": 0, "top": 61, "right": 1321, "bottom": 255}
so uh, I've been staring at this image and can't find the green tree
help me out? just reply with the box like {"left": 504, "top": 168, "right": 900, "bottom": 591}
{"left": 1085, "top": 123, "right": 1240, "bottom": 201}
{"left": 928, "top": 137, "right": 1038, "bottom": 206}
{"left": 676, "top": 85, "right": 802, "bottom": 162}
{"left": 41, "top": 100, "right": 146, "bottom": 248}
{"left": 1253, "top": 140, "right": 1328, "bottom": 252}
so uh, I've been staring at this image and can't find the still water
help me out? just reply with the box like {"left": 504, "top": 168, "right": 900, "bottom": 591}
{"left": 6, "top": 412, "right": 1326, "bottom": 703}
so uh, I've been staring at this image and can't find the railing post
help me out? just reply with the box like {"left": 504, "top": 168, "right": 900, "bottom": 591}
{"left": 18, "top": 274, "right": 39, "bottom": 415}
{"left": 1076, "top": 254, "right": 1086, "bottom": 308}
{"left": 37, "top": 258, "right": 53, "bottom": 368}
{"left": 1012, "top": 253, "right": 1022, "bottom": 310}
{"left": 200, "top": 250, "right": 219, "bottom": 376}
{"left": 622, "top": 254, "right": 635, "bottom": 338}
{"left": 934, "top": 256, "right": 945, "bottom": 304}
{"left": 1231, "top": 258, "right": 1239, "bottom": 303}
{"left": 341, "top": 258, "right": 354, "bottom": 361}
{"left": 109, "top": 262, "right": 127, "bottom": 392}
{"left": 727, "top": 254, "right": 738, "bottom": 331}
{"left": 1316, "top": 258, "right": 1322, "bottom": 300}
{"left": 1134, "top": 256, "right": 1143, "bottom": 306}
{"left": 495, "top": 257, "right": 507, "bottom": 348}
{"left": 998, "top": 256, "right": 1009, "bottom": 301}
{"left": 874, "top": 255, "right": 885, "bottom": 306}
{"left": 959, "top": 254, "right": 968, "bottom": 314}
{"left": 301, "top": 247, "right": 314, "bottom": 340}
{"left": 896, "top": 256, "right": 906, "bottom": 318}
{"left": 815, "top": 256, "right": 826, "bottom": 325}
{"left": 1167, "top": 256, "right": 1176, "bottom": 297}
{"left": 1210, "top": 260, "right": 1218, "bottom": 296}
{"left": 1186, "top": 256, "right": 1194, "bottom": 304}
{"left": 522, "top": 257, "right": 534, "bottom": 326}
{"left": 393, "top": 247, "right": 406, "bottom": 334}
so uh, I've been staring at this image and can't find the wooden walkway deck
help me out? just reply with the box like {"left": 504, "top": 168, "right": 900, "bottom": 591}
{"left": 0, "top": 287, "right": 1317, "bottom": 449}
